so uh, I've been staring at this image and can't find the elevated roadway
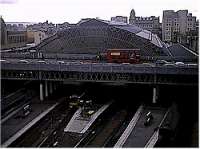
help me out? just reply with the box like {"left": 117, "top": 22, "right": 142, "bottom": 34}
{"left": 1, "top": 59, "right": 198, "bottom": 86}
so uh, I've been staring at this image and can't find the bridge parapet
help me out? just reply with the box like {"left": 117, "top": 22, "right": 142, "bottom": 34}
{"left": 1, "top": 63, "right": 198, "bottom": 75}
{"left": 1, "top": 62, "right": 198, "bottom": 86}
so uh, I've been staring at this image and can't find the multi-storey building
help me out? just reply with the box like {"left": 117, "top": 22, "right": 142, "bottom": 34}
{"left": 27, "top": 20, "right": 56, "bottom": 35}
{"left": 34, "top": 30, "right": 48, "bottom": 45}
{"left": 129, "top": 9, "right": 161, "bottom": 38}
{"left": 56, "top": 22, "right": 70, "bottom": 31}
{"left": 6, "top": 23, "right": 26, "bottom": 31}
{"left": 162, "top": 10, "right": 198, "bottom": 52}
{"left": 111, "top": 16, "right": 128, "bottom": 23}
{"left": 0, "top": 17, "right": 27, "bottom": 50}
{"left": 27, "top": 30, "right": 50, "bottom": 45}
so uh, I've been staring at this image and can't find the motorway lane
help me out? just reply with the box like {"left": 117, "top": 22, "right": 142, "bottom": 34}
{"left": 1, "top": 102, "right": 55, "bottom": 144}
{"left": 8, "top": 97, "right": 69, "bottom": 147}
{"left": 85, "top": 109, "right": 128, "bottom": 147}
{"left": 123, "top": 107, "right": 166, "bottom": 147}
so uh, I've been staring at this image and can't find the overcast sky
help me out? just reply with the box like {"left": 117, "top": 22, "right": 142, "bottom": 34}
{"left": 0, "top": 0, "right": 199, "bottom": 24}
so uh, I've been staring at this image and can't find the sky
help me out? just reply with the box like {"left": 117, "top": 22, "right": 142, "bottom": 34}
{"left": 0, "top": 0, "right": 199, "bottom": 24}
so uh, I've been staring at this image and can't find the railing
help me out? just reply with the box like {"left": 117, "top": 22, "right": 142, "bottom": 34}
{"left": 1, "top": 62, "right": 198, "bottom": 75}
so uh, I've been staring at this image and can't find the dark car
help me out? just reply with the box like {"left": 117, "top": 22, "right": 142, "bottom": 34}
{"left": 144, "top": 111, "right": 153, "bottom": 126}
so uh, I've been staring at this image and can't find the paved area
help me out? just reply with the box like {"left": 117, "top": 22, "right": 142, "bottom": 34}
{"left": 123, "top": 106, "right": 166, "bottom": 147}
{"left": 86, "top": 110, "right": 128, "bottom": 147}
{"left": 1, "top": 102, "right": 54, "bottom": 144}
{"left": 114, "top": 105, "right": 143, "bottom": 147}
{"left": 64, "top": 103, "right": 111, "bottom": 134}
{"left": 58, "top": 132, "right": 82, "bottom": 147}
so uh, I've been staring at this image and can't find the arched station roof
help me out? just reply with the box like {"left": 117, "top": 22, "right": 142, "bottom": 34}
{"left": 35, "top": 18, "right": 171, "bottom": 57}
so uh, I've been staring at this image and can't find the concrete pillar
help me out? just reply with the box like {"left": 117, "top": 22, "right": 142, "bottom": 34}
{"left": 152, "top": 87, "right": 158, "bottom": 104}
{"left": 45, "top": 81, "right": 48, "bottom": 97}
{"left": 40, "top": 83, "right": 44, "bottom": 101}
{"left": 152, "top": 87, "right": 157, "bottom": 103}
{"left": 54, "top": 82, "right": 57, "bottom": 90}
{"left": 49, "top": 82, "right": 53, "bottom": 94}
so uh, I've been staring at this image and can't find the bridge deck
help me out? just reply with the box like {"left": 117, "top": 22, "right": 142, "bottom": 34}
{"left": 1, "top": 60, "right": 198, "bottom": 85}
{"left": 1, "top": 61, "right": 198, "bottom": 75}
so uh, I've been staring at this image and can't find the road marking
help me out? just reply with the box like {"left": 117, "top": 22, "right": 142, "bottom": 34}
{"left": 114, "top": 105, "right": 143, "bottom": 147}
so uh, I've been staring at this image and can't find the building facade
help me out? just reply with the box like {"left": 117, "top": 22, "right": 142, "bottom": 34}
{"left": 1, "top": 16, "right": 7, "bottom": 49}
{"left": 27, "top": 31, "right": 35, "bottom": 44}
{"left": 129, "top": 9, "right": 161, "bottom": 38}
{"left": 6, "top": 31, "right": 27, "bottom": 49}
{"left": 6, "top": 23, "right": 26, "bottom": 31}
{"left": 111, "top": 16, "right": 128, "bottom": 23}
{"left": 162, "top": 10, "right": 198, "bottom": 52}
{"left": 27, "top": 30, "right": 48, "bottom": 45}
{"left": 27, "top": 20, "right": 56, "bottom": 36}
{"left": 0, "top": 17, "right": 27, "bottom": 50}
{"left": 56, "top": 22, "right": 70, "bottom": 31}
{"left": 34, "top": 30, "right": 48, "bottom": 45}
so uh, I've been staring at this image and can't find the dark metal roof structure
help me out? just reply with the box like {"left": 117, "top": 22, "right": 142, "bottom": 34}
{"left": 35, "top": 18, "right": 169, "bottom": 57}
{"left": 168, "top": 43, "right": 198, "bottom": 58}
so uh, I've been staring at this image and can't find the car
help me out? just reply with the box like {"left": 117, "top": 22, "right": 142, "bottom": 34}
{"left": 122, "top": 63, "right": 130, "bottom": 65}
{"left": 87, "top": 110, "right": 95, "bottom": 115}
{"left": 146, "top": 111, "right": 154, "bottom": 119}
{"left": 19, "top": 60, "right": 29, "bottom": 63}
{"left": 68, "top": 94, "right": 81, "bottom": 108}
{"left": 0, "top": 59, "right": 6, "bottom": 62}
{"left": 187, "top": 63, "right": 198, "bottom": 66}
{"left": 53, "top": 141, "right": 58, "bottom": 147}
{"left": 20, "top": 104, "right": 32, "bottom": 118}
{"left": 175, "top": 62, "right": 185, "bottom": 66}
{"left": 0, "top": 59, "right": 10, "bottom": 63}
{"left": 57, "top": 60, "right": 65, "bottom": 64}
{"left": 142, "top": 63, "right": 154, "bottom": 67}
{"left": 69, "top": 61, "right": 80, "bottom": 64}
{"left": 69, "top": 94, "right": 81, "bottom": 99}
{"left": 30, "top": 50, "right": 36, "bottom": 53}
{"left": 155, "top": 60, "right": 170, "bottom": 65}
{"left": 144, "top": 111, "right": 153, "bottom": 126}
{"left": 163, "top": 63, "right": 175, "bottom": 67}
{"left": 144, "top": 117, "right": 152, "bottom": 126}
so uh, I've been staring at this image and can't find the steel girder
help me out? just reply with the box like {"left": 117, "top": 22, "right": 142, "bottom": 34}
{"left": 1, "top": 70, "right": 197, "bottom": 86}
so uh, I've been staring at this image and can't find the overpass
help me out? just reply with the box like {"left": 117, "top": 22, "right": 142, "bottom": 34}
{"left": 1, "top": 60, "right": 198, "bottom": 85}
{"left": 1, "top": 18, "right": 198, "bottom": 102}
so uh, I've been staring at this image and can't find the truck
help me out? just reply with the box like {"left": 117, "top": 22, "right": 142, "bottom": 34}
{"left": 106, "top": 49, "right": 140, "bottom": 64}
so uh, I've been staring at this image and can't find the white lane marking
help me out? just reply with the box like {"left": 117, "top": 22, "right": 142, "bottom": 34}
{"left": 114, "top": 105, "right": 143, "bottom": 147}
